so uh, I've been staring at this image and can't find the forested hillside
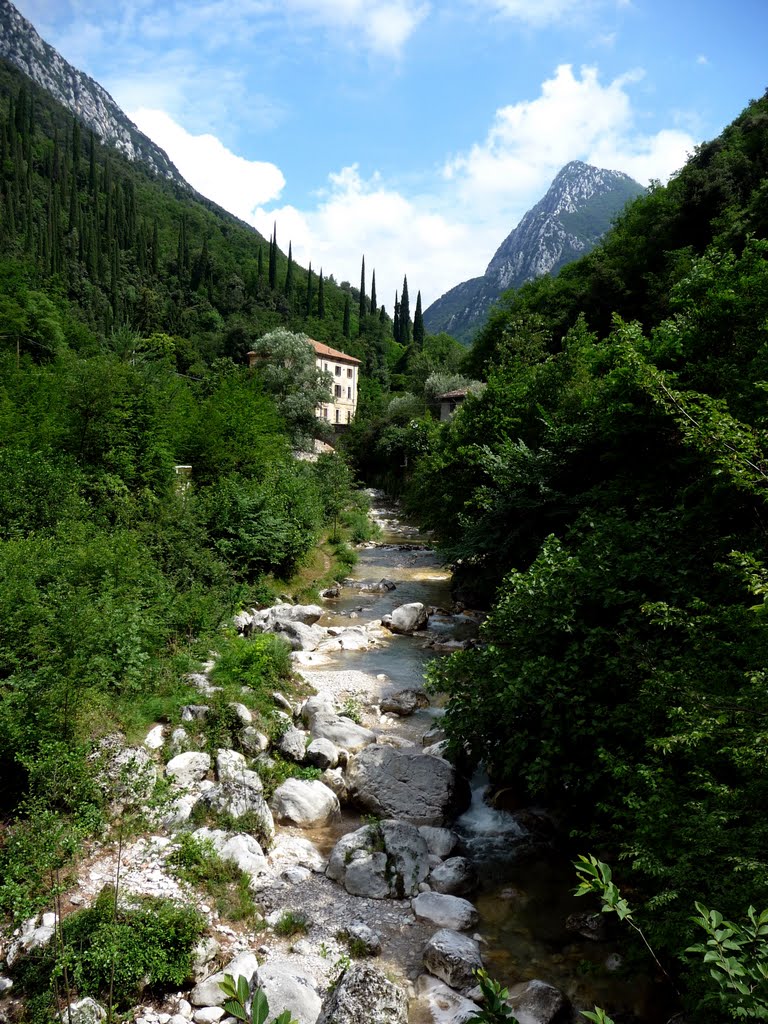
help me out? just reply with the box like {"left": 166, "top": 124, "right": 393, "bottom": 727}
{"left": 384, "top": 89, "right": 768, "bottom": 1019}
{"left": 0, "top": 55, "right": 383, "bottom": 924}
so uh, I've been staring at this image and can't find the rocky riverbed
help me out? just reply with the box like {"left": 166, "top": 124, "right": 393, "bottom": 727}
{"left": 0, "top": 493, "right": 670, "bottom": 1024}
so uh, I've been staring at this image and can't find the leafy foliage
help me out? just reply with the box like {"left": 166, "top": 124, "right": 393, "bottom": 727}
{"left": 220, "top": 973, "right": 298, "bottom": 1024}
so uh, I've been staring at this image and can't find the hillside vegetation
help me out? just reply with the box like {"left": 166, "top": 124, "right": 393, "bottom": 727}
{"left": 384, "top": 89, "right": 768, "bottom": 1018}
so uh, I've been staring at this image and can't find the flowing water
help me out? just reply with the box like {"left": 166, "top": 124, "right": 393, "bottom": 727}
{"left": 305, "top": 492, "right": 675, "bottom": 1022}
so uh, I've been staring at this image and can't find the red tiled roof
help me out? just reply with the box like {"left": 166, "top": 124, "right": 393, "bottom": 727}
{"left": 309, "top": 339, "right": 361, "bottom": 364}
{"left": 439, "top": 388, "right": 469, "bottom": 400}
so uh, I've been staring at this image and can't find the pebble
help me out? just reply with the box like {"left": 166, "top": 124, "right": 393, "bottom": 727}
{"left": 194, "top": 1008, "right": 225, "bottom": 1023}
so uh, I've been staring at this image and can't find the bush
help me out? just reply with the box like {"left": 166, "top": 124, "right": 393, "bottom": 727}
{"left": 210, "top": 634, "right": 293, "bottom": 714}
{"left": 13, "top": 886, "right": 205, "bottom": 1009}
{"left": 168, "top": 833, "right": 260, "bottom": 923}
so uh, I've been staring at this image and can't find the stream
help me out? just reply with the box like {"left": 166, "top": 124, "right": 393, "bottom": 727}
{"left": 296, "top": 491, "right": 673, "bottom": 1023}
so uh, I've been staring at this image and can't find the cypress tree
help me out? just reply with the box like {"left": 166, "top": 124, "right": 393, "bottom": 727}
{"left": 358, "top": 255, "right": 366, "bottom": 322}
{"left": 305, "top": 261, "right": 313, "bottom": 317}
{"left": 72, "top": 119, "right": 81, "bottom": 178}
{"left": 257, "top": 244, "right": 264, "bottom": 284}
{"left": 413, "top": 290, "right": 425, "bottom": 349}
{"left": 342, "top": 293, "right": 351, "bottom": 338}
{"left": 152, "top": 218, "right": 159, "bottom": 275}
{"left": 88, "top": 134, "right": 96, "bottom": 194}
{"left": 379, "top": 304, "right": 387, "bottom": 323}
{"left": 268, "top": 222, "right": 277, "bottom": 289}
{"left": 370, "top": 270, "right": 377, "bottom": 317}
{"left": 393, "top": 291, "right": 400, "bottom": 344}
{"left": 400, "top": 275, "right": 411, "bottom": 344}
{"left": 284, "top": 240, "right": 294, "bottom": 298}
{"left": 318, "top": 270, "right": 325, "bottom": 318}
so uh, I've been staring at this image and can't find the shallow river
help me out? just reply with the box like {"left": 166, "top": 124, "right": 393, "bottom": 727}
{"left": 304, "top": 493, "right": 674, "bottom": 1023}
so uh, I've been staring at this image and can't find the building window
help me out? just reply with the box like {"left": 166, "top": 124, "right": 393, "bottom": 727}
{"left": 322, "top": 407, "right": 328, "bottom": 419}
{"left": 335, "top": 366, "right": 342, "bottom": 376}
{"left": 347, "top": 387, "right": 352, "bottom": 399}
{"left": 347, "top": 411, "right": 351, "bottom": 423}
{"left": 347, "top": 368, "right": 353, "bottom": 378}
{"left": 335, "top": 385, "right": 342, "bottom": 398}
{"left": 335, "top": 409, "right": 340, "bottom": 423}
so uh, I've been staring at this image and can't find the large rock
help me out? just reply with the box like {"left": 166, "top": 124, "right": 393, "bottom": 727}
{"left": 305, "top": 738, "right": 339, "bottom": 769}
{"left": 273, "top": 620, "right": 327, "bottom": 652}
{"left": 383, "top": 602, "right": 429, "bottom": 635}
{"left": 64, "top": 999, "right": 106, "bottom": 1024}
{"left": 166, "top": 752, "right": 211, "bottom": 789}
{"left": 310, "top": 714, "right": 376, "bottom": 753}
{"left": 256, "top": 962, "right": 322, "bottom": 1024}
{"left": 269, "top": 834, "right": 326, "bottom": 875}
{"left": 346, "top": 745, "right": 468, "bottom": 826}
{"left": 326, "top": 820, "right": 429, "bottom": 899}
{"left": 429, "top": 857, "right": 478, "bottom": 897}
{"left": 505, "top": 980, "right": 569, "bottom": 1023}
{"left": 413, "top": 975, "right": 479, "bottom": 1024}
{"left": 418, "top": 827, "right": 458, "bottom": 859}
{"left": 412, "top": 892, "right": 479, "bottom": 931}
{"left": 189, "top": 952, "right": 259, "bottom": 1007}
{"left": 216, "top": 748, "right": 247, "bottom": 780}
{"left": 98, "top": 744, "right": 157, "bottom": 804}
{"left": 380, "top": 689, "right": 430, "bottom": 716}
{"left": 204, "top": 773, "right": 274, "bottom": 841}
{"left": 277, "top": 725, "right": 309, "bottom": 762}
{"left": 254, "top": 604, "right": 324, "bottom": 629}
{"left": 271, "top": 778, "right": 340, "bottom": 827}
{"left": 423, "top": 930, "right": 483, "bottom": 993}
{"left": 317, "top": 964, "right": 407, "bottom": 1024}
{"left": 193, "top": 828, "right": 271, "bottom": 880}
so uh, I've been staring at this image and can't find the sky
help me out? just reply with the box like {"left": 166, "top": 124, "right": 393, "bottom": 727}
{"left": 14, "top": 0, "right": 768, "bottom": 309}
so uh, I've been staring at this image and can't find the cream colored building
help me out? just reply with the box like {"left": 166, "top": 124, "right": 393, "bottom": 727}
{"left": 310, "top": 339, "right": 361, "bottom": 430}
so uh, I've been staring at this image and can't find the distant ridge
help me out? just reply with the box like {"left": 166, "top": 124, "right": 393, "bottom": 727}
{"left": 424, "top": 161, "right": 645, "bottom": 344}
{"left": 0, "top": 0, "right": 187, "bottom": 187}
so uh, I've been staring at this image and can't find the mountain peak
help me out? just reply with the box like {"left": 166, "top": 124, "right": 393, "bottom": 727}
{"left": 424, "top": 161, "right": 644, "bottom": 344}
{"left": 0, "top": 0, "right": 186, "bottom": 186}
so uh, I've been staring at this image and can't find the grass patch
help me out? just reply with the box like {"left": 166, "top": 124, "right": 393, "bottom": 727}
{"left": 168, "top": 833, "right": 261, "bottom": 924}
{"left": 274, "top": 910, "right": 309, "bottom": 937}
{"left": 255, "top": 753, "right": 322, "bottom": 801}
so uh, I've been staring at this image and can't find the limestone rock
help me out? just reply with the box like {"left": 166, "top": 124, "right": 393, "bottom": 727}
{"left": 271, "top": 778, "right": 340, "bottom": 827}
{"left": 413, "top": 975, "right": 479, "bottom": 1024}
{"left": 429, "top": 857, "right": 478, "bottom": 897}
{"left": 166, "top": 751, "right": 211, "bottom": 788}
{"left": 346, "top": 745, "right": 469, "bottom": 826}
{"left": 326, "top": 820, "right": 429, "bottom": 899}
{"left": 412, "top": 892, "right": 479, "bottom": 931}
{"left": 505, "top": 979, "right": 569, "bottom": 1023}
{"left": 418, "top": 827, "right": 458, "bottom": 859}
{"left": 277, "top": 725, "right": 308, "bottom": 762}
{"left": 380, "top": 689, "right": 430, "bottom": 716}
{"left": 341, "top": 921, "right": 382, "bottom": 956}
{"left": 423, "top": 929, "right": 483, "bottom": 993}
{"left": 64, "top": 998, "right": 107, "bottom": 1024}
{"left": 240, "top": 727, "right": 270, "bottom": 754}
{"left": 144, "top": 724, "right": 165, "bottom": 750}
{"left": 189, "top": 952, "right": 258, "bottom": 1007}
{"left": 305, "top": 738, "right": 339, "bottom": 769}
{"left": 256, "top": 962, "right": 322, "bottom": 1024}
{"left": 382, "top": 602, "right": 429, "bottom": 635}
{"left": 317, "top": 963, "right": 407, "bottom": 1024}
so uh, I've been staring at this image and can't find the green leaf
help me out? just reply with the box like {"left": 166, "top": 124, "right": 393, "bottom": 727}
{"left": 224, "top": 1000, "right": 247, "bottom": 1022}
{"left": 251, "top": 988, "right": 270, "bottom": 1024}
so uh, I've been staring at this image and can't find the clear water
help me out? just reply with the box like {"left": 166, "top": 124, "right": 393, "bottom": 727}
{"left": 311, "top": 493, "right": 677, "bottom": 1021}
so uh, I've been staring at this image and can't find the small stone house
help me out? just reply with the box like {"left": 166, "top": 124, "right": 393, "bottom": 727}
{"left": 438, "top": 388, "right": 469, "bottom": 422}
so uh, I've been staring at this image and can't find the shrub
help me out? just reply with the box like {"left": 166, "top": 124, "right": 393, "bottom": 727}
{"left": 13, "top": 886, "right": 205, "bottom": 1009}
{"left": 168, "top": 833, "right": 260, "bottom": 923}
{"left": 273, "top": 910, "right": 309, "bottom": 937}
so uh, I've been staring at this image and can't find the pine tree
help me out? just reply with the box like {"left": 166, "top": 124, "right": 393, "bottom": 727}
{"left": 343, "top": 294, "right": 351, "bottom": 338}
{"left": 413, "top": 290, "right": 425, "bottom": 349}
{"left": 318, "top": 270, "right": 325, "bottom": 318}
{"left": 370, "top": 270, "right": 377, "bottom": 317}
{"left": 88, "top": 134, "right": 96, "bottom": 194}
{"left": 359, "top": 255, "right": 366, "bottom": 323}
{"left": 72, "top": 118, "right": 81, "bottom": 178}
{"left": 400, "top": 275, "right": 411, "bottom": 344}
{"left": 268, "top": 222, "right": 277, "bottom": 289}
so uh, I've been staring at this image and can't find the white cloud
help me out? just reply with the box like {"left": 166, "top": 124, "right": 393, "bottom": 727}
{"left": 697, "top": 54, "right": 709, "bottom": 65}
{"left": 284, "top": 0, "right": 430, "bottom": 56}
{"left": 134, "top": 63, "right": 697, "bottom": 310}
{"left": 444, "top": 64, "right": 693, "bottom": 215}
{"left": 129, "top": 108, "right": 286, "bottom": 216}
{"left": 476, "top": 0, "right": 582, "bottom": 24}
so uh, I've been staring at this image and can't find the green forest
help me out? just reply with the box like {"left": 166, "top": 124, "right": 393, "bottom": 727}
{"left": 2, "top": 36, "right": 768, "bottom": 1021}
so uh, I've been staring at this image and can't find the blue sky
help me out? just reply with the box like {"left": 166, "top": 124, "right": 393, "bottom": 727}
{"left": 15, "top": 0, "right": 768, "bottom": 308}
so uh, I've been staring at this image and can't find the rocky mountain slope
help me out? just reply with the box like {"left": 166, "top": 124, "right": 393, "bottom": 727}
{"left": 424, "top": 161, "right": 644, "bottom": 344}
{"left": 0, "top": 0, "right": 186, "bottom": 186}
